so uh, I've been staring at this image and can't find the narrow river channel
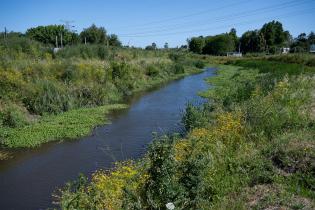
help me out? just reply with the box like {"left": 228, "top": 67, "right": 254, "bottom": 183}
{"left": 0, "top": 68, "right": 215, "bottom": 210}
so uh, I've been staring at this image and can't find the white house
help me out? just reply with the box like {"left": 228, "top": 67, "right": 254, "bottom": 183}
{"left": 281, "top": 47, "right": 290, "bottom": 54}
{"left": 226, "top": 52, "right": 242, "bottom": 57}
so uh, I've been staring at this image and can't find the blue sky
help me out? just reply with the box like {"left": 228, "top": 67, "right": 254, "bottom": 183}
{"left": 1, "top": 0, "right": 314, "bottom": 47}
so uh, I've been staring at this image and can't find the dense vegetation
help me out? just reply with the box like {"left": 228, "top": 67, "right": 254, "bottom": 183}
{"left": 0, "top": 34, "right": 206, "bottom": 150}
{"left": 1, "top": 20, "right": 314, "bottom": 209}
{"left": 57, "top": 55, "right": 315, "bottom": 209}
{"left": 188, "top": 20, "right": 314, "bottom": 55}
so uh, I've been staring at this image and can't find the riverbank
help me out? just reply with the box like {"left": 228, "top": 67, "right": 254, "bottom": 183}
{"left": 0, "top": 69, "right": 202, "bottom": 150}
{"left": 0, "top": 66, "right": 214, "bottom": 210}
{"left": 0, "top": 46, "right": 207, "bottom": 150}
{"left": 58, "top": 56, "right": 315, "bottom": 209}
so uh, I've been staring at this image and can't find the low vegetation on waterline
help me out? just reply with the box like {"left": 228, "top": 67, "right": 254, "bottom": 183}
{"left": 57, "top": 57, "right": 315, "bottom": 209}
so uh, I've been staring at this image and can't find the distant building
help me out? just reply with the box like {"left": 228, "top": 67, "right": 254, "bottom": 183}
{"left": 53, "top": 48, "right": 61, "bottom": 54}
{"left": 226, "top": 52, "right": 242, "bottom": 57}
{"left": 281, "top": 47, "right": 290, "bottom": 54}
{"left": 310, "top": 44, "right": 315, "bottom": 53}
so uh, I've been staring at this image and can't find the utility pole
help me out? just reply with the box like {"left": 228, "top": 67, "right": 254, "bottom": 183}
{"left": 4, "top": 27, "right": 7, "bottom": 40}
{"left": 60, "top": 33, "right": 63, "bottom": 48}
{"left": 85, "top": 37, "right": 87, "bottom": 45}
{"left": 60, "top": 20, "right": 75, "bottom": 47}
{"left": 55, "top": 36, "right": 58, "bottom": 48}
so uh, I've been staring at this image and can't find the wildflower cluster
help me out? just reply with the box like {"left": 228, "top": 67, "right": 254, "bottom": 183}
{"left": 213, "top": 111, "right": 244, "bottom": 144}
{"left": 174, "top": 140, "right": 190, "bottom": 162}
{"left": 90, "top": 163, "right": 138, "bottom": 209}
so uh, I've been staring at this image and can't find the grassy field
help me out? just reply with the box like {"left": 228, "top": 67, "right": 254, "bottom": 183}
{"left": 57, "top": 55, "right": 315, "bottom": 209}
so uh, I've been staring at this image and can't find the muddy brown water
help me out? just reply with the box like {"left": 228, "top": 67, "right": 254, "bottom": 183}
{"left": 0, "top": 68, "right": 215, "bottom": 210}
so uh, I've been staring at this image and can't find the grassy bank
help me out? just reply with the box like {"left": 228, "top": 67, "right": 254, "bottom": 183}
{"left": 57, "top": 56, "right": 315, "bottom": 209}
{"left": 1, "top": 104, "right": 126, "bottom": 148}
{"left": 0, "top": 40, "right": 207, "bottom": 149}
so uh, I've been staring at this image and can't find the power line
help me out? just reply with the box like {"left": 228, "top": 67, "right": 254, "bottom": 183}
{"left": 110, "top": 0, "right": 255, "bottom": 30}
{"left": 117, "top": 0, "right": 311, "bottom": 37}
{"left": 60, "top": 19, "right": 75, "bottom": 32}
{"left": 117, "top": 8, "right": 314, "bottom": 38}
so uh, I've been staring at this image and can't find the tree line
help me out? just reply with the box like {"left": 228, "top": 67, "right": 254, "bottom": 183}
{"left": 188, "top": 20, "right": 315, "bottom": 55}
{"left": 1, "top": 24, "right": 122, "bottom": 47}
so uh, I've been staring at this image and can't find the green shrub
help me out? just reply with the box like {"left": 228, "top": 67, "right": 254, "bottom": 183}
{"left": 194, "top": 60, "right": 205, "bottom": 69}
{"left": 56, "top": 44, "right": 110, "bottom": 60}
{"left": 145, "top": 65, "right": 159, "bottom": 77}
{"left": 169, "top": 52, "right": 185, "bottom": 62}
{"left": 182, "top": 103, "right": 209, "bottom": 131}
{"left": 61, "top": 65, "right": 76, "bottom": 83}
{"left": 24, "top": 80, "right": 72, "bottom": 115}
{"left": 173, "top": 63, "right": 185, "bottom": 74}
{"left": 141, "top": 135, "right": 185, "bottom": 209}
{"left": 0, "top": 36, "right": 50, "bottom": 60}
{"left": 0, "top": 104, "right": 29, "bottom": 128}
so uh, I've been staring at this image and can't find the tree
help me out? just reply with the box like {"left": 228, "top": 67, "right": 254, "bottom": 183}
{"left": 202, "top": 34, "right": 235, "bottom": 55}
{"left": 229, "top": 28, "right": 239, "bottom": 50}
{"left": 164, "top": 42, "right": 169, "bottom": 49}
{"left": 240, "top": 30, "right": 266, "bottom": 53}
{"left": 145, "top": 43, "right": 157, "bottom": 50}
{"left": 260, "top": 21, "right": 290, "bottom": 49}
{"left": 26, "top": 25, "right": 78, "bottom": 46}
{"left": 107, "top": 34, "right": 121, "bottom": 47}
{"left": 308, "top": 31, "right": 315, "bottom": 45}
{"left": 290, "top": 33, "right": 308, "bottom": 52}
{"left": 152, "top": 42, "right": 157, "bottom": 49}
{"left": 188, "top": 37, "right": 204, "bottom": 54}
{"left": 80, "top": 24, "right": 107, "bottom": 44}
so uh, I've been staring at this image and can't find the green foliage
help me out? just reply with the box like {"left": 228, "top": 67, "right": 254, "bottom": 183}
{"left": 0, "top": 104, "right": 29, "bottom": 128}
{"left": 0, "top": 46, "right": 202, "bottom": 148}
{"left": 0, "top": 36, "right": 50, "bottom": 60}
{"left": 145, "top": 42, "right": 157, "bottom": 50}
{"left": 107, "top": 34, "right": 122, "bottom": 47}
{"left": 168, "top": 52, "right": 185, "bottom": 62}
{"left": 260, "top": 20, "right": 290, "bottom": 48}
{"left": 58, "top": 58, "right": 315, "bottom": 209}
{"left": 202, "top": 65, "right": 259, "bottom": 107}
{"left": 24, "top": 80, "right": 72, "bottom": 115}
{"left": 182, "top": 103, "right": 209, "bottom": 131}
{"left": 79, "top": 24, "right": 107, "bottom": 44}
{"left": 188, "top": 37, "right": 205, "bottom": 54}
{"left": 203, "top": 34, "right": 236, "bottom": 55}
{"left": 194, "top": 60, "right": 205, "bottom": 69}
{"left": 145, "top": 65, "right": 159, "bottom": 77}
{"left": 173, "top": 63, "right": 185, "bottom": 74}
{"left": 142, "top": 136, "right": 184, "bottom": 209}
{"left": 188, "top": 20, "right": 294, "bottom": 55}
{"left": 266, "top": 54, "right": 315, "bottom": 67}
{"left": 26, "top": 25, "right": 78, "bottom": 46}
{"left": 2, "top": 104, "right": 126, "bottom": 148}
{"left": 55, "top": 44, "right": 110, "bottom": 59}
{"left": 240, "top": 30, "right": 266, "bottom": 53}
{"left": 229, "top": 59, "right": 315, "bottom": 77}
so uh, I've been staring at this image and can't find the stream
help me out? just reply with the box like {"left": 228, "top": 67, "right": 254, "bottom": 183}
{"left": 0, "top": 68, "right": 215, "bottom": 210}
